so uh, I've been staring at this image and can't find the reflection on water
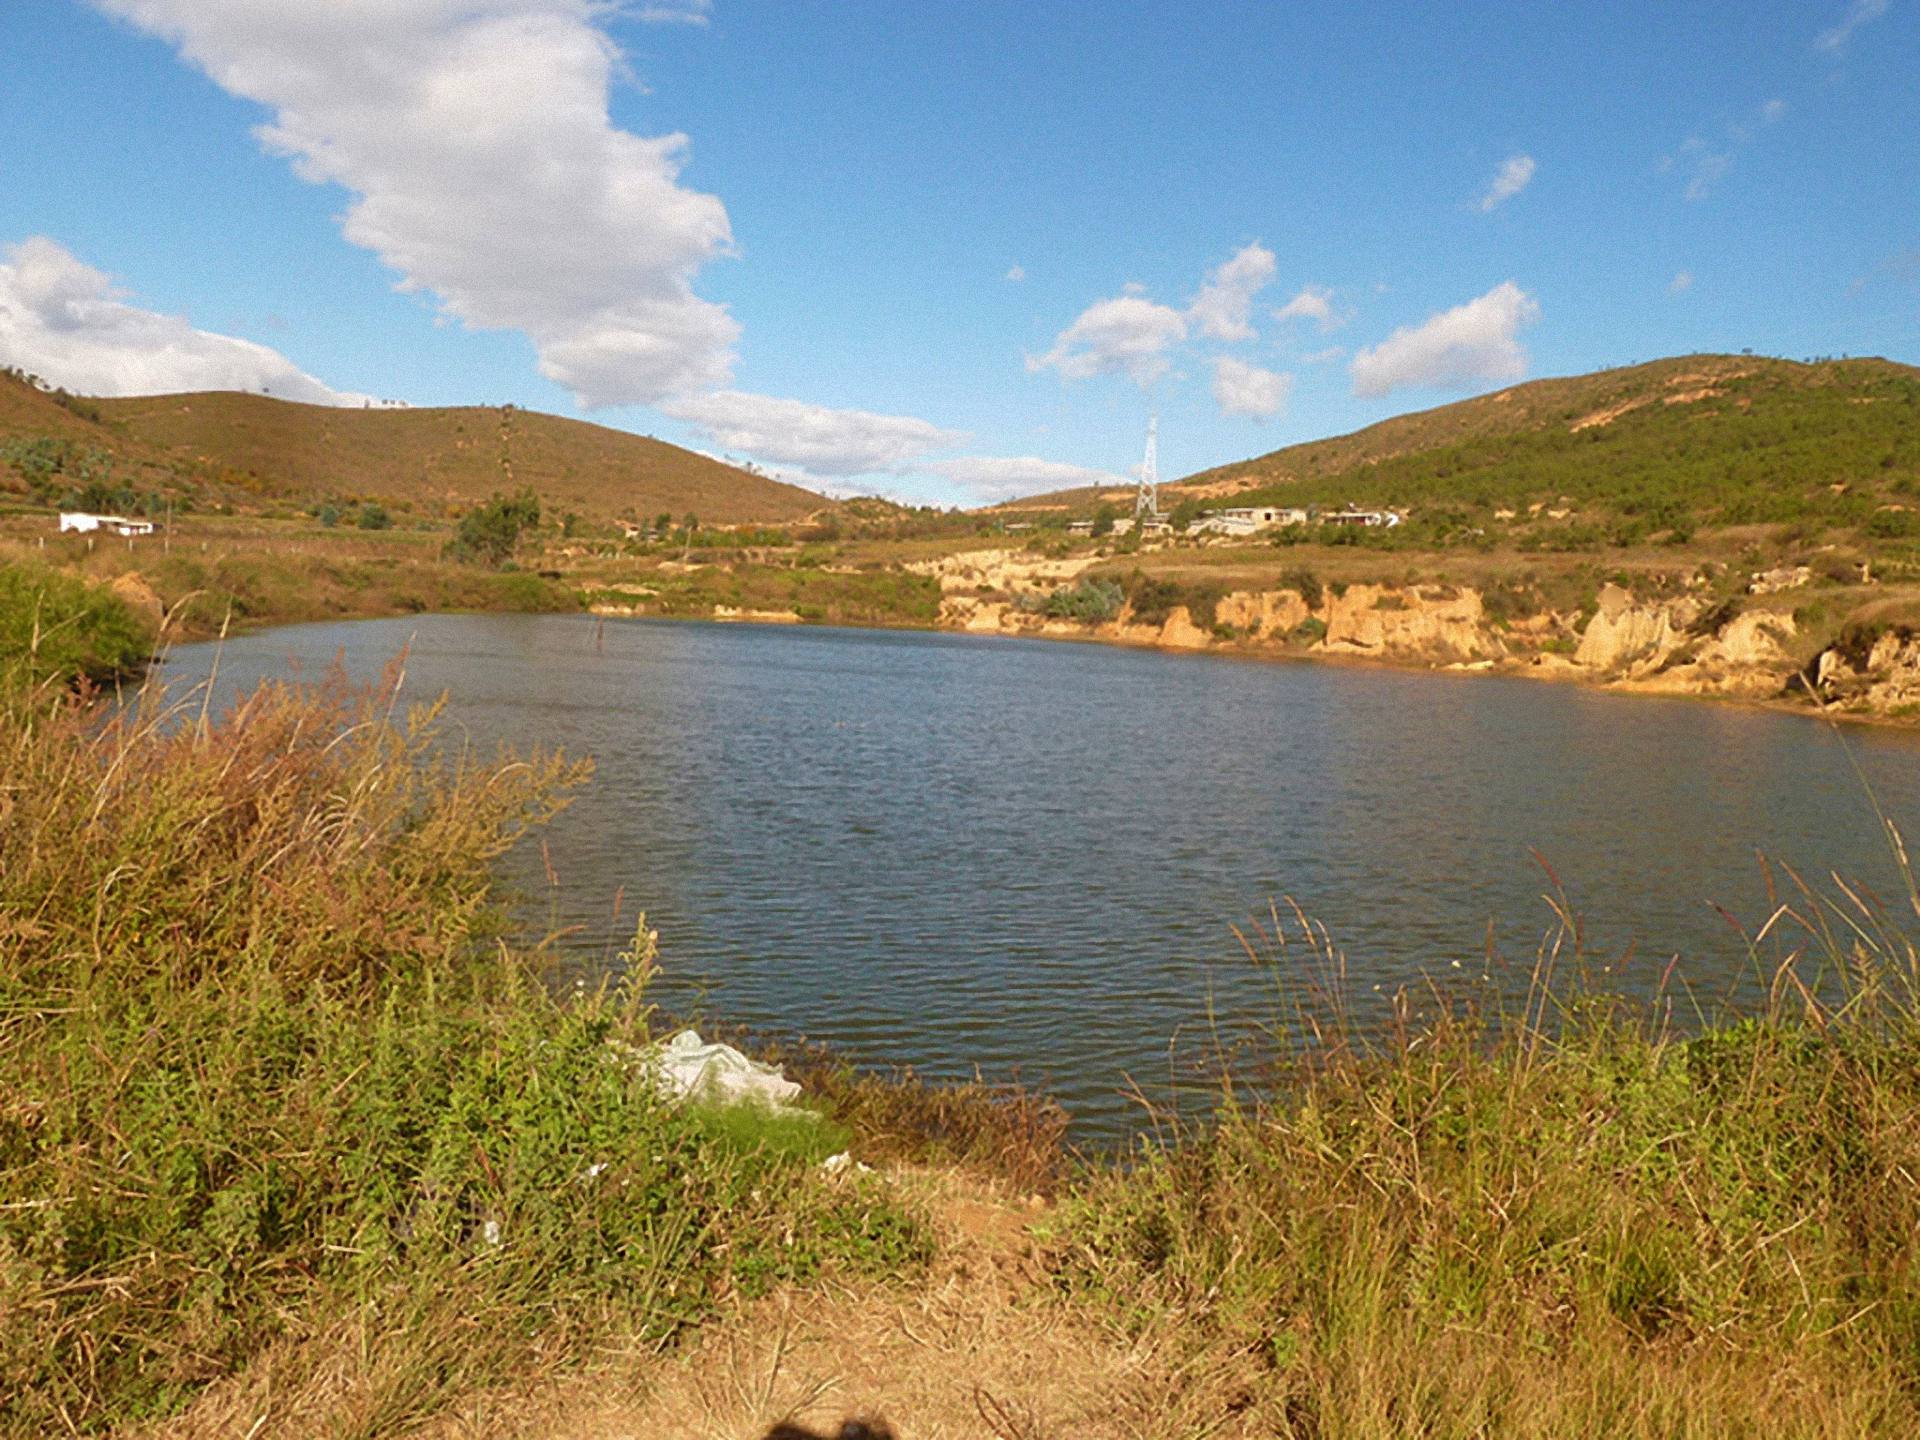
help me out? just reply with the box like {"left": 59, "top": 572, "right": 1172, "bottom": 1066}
{"left": 165, "top": 614, "right": 1920, "bottom": 1142}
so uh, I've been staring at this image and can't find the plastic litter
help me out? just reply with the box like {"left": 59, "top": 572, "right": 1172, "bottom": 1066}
{"left": 636, "top": 1028, "right": 804, "bottom": 1109}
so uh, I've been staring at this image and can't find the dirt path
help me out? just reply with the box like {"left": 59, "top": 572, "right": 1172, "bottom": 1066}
{"left": 413, "top": 1169, "right": 1253, "bottom": 1440}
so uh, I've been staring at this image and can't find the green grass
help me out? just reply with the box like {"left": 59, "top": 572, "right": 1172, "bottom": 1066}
{"left": 0, "top": 670, "right": 927, "bottom": 1435}
{"left": 1056, "top": 875, "right": 1920, "bottom": 1436}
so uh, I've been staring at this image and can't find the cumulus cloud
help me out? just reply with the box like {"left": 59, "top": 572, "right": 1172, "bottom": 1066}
{"left": 0, "top": 236, "right": 370, "bottom": 404}
{"left": 1669, "top": 269, "right": 1695, "bottom": 294}
{"left": 1478, "top": 154, "right": 1536, "bottom": 212}
{"left": 95, "top": 0, "right": 738, "bottom": 408}
{"left": 924, "top": 455, "right": 1126, "bottom": 503}
{"left": 1005, "top": 264, "right": 1026, "bottom": 282}
{"left": 1186, "top": 243, "right": 1276, "bottom": 342}
{"left": 1816, "top": 0, "right": 1889, "bottom": 51}
{"left": 1027, "top": 294, "right": 1188, "bottom": 386}
{"left": 660, "top": 389, "right": 964, "bottom": 476}
{"left": 1211, "top": 357, "right": 1292, "bottom": 420}
{"left": 1349, "top": 281, "right": 1539, "bottom": 398}
{"left": 1760, "top": 98, "right": 1789, "bottom": 123}
{"left": 1273, "top": 284, "right": 1343, "bottom": 332}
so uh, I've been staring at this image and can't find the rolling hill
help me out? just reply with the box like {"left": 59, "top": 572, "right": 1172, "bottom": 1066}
{"left": 0, "top": 370, "right": 830, "bottom": 524}
{"left": 1003, "top": 354, "right": 1920, "bottom": 533}
{"left": 93, "top": 391, "right": 829, "bottom": 524}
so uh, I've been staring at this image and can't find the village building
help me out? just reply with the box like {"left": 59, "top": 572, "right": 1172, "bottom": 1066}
{"left": 1190, "top": 504, "right": 1310, "bottom": 537}
{"left": 59, "top": 512, "right": 155, "bottom": 537}
{"left": 1320, "top": 504, "right": 1402, "bottom": 528}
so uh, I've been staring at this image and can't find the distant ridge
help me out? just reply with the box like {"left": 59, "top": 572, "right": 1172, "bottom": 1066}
{"left": 0, "top": 370, "right": 830, "bottom": 524}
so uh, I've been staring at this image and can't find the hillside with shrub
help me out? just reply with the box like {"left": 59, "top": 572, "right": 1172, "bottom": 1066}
{"left": 1006, "top": 355, "right": 1920, "bottom": 546}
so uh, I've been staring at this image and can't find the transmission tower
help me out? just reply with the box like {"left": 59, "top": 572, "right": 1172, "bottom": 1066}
{"left": 1133, "top": 415, "right": 1160, "bottom": 519}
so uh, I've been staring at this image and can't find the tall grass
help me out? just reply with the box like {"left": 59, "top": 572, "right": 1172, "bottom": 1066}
{"left": 0, "top": 666, "right": 925, "bottom": 1435}
{"left": 1060, "top": 877, "right": 1920, "bottom": 1436}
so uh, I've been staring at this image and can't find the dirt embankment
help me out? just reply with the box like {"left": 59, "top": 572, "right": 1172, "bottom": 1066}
{"left": 923, "top": 550, "right": 1920, "bottom": 721}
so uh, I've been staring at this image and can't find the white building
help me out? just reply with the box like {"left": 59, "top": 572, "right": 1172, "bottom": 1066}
{"left": 1190, "top": 505, "right": 1310, "bottom": 537}
{"left": 60, "top": 512, "right": 155, "bottom": 537}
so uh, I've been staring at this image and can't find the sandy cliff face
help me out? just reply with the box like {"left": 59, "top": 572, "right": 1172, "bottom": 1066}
{"left": 1572, "top": 584, "right": 1698, "bottom": 675}
{"left": 907, "top": 549, "right": 1098, "bottom": 595}
{"left": 1322, "top": 584, "right": 1504, "bottom": 663}
{"left": 1216, "top": 589, "right": 1310, "bottom": 640}
{"left": 1811, "top": 629, "right": 1920, "bottom": 713}
{"left": 924, "top": 553, "right": 1918, "bottom": 722}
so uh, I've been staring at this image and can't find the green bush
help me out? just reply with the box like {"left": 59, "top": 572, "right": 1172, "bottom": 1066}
{"left": 1044, "top": 578, "right": 1125, "bottom": 622}
{"left": 0, "top": 559, "right": 153, "bottom": 693}
{"left": 447, "top": 488, "right": 540, "bottom": 567}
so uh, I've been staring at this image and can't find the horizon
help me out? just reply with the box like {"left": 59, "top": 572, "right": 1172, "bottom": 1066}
{"left": 1, "top": 1, "right": 1915, "bottom": 507}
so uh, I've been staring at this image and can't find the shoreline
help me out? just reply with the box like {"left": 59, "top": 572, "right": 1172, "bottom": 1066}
{"left": 588, "top": 597, "right": 1917, "bottom": 735}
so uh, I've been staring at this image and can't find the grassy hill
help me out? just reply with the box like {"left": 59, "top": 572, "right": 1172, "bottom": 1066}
{"left": 92, "top": 390, "right": 828, "bottom": 524}
{"left": 0, "top": 369, "right": 830, "bottom": 525}
{"left": 0, "top": 368, "right": 216, "bottom": 509}
{"left": 1005, "top": 355, "right": 1920, "bottom": 541}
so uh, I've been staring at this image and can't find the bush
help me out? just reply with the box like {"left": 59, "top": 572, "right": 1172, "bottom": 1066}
{"left": 1043, "top": 578, "right": 1125, "bottom": 622}
{"left": 447, "top": 488, "right": 540, "bottom": 567}
{"left": 0, "top": 559, "right": 153, "bottom": 693}
{"left": 1280, "top": 567, "right": 1323, "bottom": 610}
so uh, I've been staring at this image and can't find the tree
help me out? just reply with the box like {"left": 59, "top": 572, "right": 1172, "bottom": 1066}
{"left": 1169, "top": 498, "right": 1202, "bottom": 533}
{"left": 356, "top": 503, "right": 392, "bottom": 530}
{"left": 1090, "top": 502, "right": 1117, "bottom": 538}
{"left": 447, "top": 488, "right": 540, "bottom": 567}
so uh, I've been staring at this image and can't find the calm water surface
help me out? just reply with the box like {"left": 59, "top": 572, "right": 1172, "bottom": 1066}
{"left": 167, "top": 614, "right": 1920, "bottom": 1142}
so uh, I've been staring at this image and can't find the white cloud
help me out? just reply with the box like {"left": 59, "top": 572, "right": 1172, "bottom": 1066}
{"left": 95, "top": 0, "right": 738, "bottom": 409}
{"left": 1211, "top": 357, "right": 1293, "bottom": 420}
{"left": 1760, "top": 98, "right": 1789, "bottom": 123}
{"left": 0, "top": 236, "right": 371, "bottom": 404}
{"left": 1478, "top": 154, "right": 1536, "bottom": 212}
{"left": 1005, "top": 264, "right": 1026, "bottom": 283}
{"left": 1186, "top": 242, "right": 1276, "bottom": 342}
{"left": 636, "top": 1, "right": 711, "bottom": 23}
{"left": 1816, "top": 0, "right": 1889, "bottom": 51}
{"left": 660, "top": 389, "right": 964, "bottom": 476}
{"left": 1669, "top": 269, "right": 1695, "bottom": 294}
{"left": 1300, "top": 344, "right": 1347, "bottom": 365}
{"left": 1273, "top": 284, "right": 1344, "bottom": 332}
{"left": 1663, "top": 136, "right": 1734, "bottom": 201}
{"left": 924, "top": 455, "right": 1126, "bottom": 503}
{"left": 1349, "top": 281, "right": 1539, "bottom": 397}
{"left": 1027, "top": 294, "right": 1189, "bottom": 386}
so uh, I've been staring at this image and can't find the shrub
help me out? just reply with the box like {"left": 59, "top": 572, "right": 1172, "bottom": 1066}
{"left": 1280, "top": 567, "right": 1323, "bottom": 610}
{"left": 1043, "top": 578, "right": 1125, "bottom": 622}
{"left": 0, "top": 559, "right": 153, "bottom": 693}
{"left": 447, "top": 488, "right": 541, "bottom": 567}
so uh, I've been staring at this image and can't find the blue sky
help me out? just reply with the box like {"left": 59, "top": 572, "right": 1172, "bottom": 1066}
{"left": 0, "top": 0, "right": 1914, "bottom": 505}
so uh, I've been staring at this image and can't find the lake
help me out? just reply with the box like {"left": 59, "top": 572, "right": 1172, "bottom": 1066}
{"left": 165, "top": 613, "right": 1920, "bottom": 1143}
